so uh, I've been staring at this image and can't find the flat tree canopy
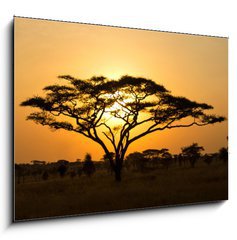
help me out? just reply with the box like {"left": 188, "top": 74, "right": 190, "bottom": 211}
{"left": 21, "top": 75, "right": 225, "bottom": 181}
{"left": 181, "top": 143, "right": 205, "bottom": 167}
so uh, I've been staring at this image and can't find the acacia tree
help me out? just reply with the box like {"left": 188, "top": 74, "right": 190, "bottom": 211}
{"left": 143, "top": 148, "right": 172, "bottom": 169}
{"left": 126, "top": 152, "right": 146, "bottom": 172}
{"left": 181, "top": 143, "right": 204, "bottom": 168}
{"left": 21, "top": 75, "right": 225, "bottom": 181}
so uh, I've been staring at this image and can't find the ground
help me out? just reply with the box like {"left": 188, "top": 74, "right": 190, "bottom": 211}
{"left": 15, "top": 161, "right": 228, "bottom": 221}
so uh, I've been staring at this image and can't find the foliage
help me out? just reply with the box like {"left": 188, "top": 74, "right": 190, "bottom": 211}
{"left": 181, "top": 143, "right": 204, "bottom": 167}
{"left": 102, "top": 152, "right": 115, "bottom": 174}
{"left": 143, "top": 148, "right": 172, "bottom": 169}
{"left": 126, "top": 152, "right": 147, "bottom": 172}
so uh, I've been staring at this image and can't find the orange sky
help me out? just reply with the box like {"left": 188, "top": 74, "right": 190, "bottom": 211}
{"left": 14, "top": 17, "right": 228, "bottom": 163}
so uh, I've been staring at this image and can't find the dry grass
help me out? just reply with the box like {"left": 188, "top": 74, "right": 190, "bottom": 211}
{"left": 15, "top": 162, "right": 228, "bottom": 221}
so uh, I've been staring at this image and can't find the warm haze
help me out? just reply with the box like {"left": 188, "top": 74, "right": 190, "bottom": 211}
{"left": 14, "top": 17, "right": 228, "bottom": 163}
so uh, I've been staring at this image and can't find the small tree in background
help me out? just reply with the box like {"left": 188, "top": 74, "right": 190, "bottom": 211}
{"left": 219, "top": 147, "right": 228, "bottom": 164}
{"left": 142, "top": 148, "right": 172, "bottom": 169}
{"left": 82, "top": 153, "right": 95, "bottom": 177}
{"left": 57, "top": 163, "right": 68, "bottom": 177}
{"left": 158, "top": 148, "right": 173, "bottom": 169}
{"left": 75, "top": 159, "right": 83, "bottom": 177}
{"left": 181, "top": 143, "right": 204, "bottom": 168}
{"left": 102, "top": 152, "right": 115, "bottom": 174}
{"left": 143, "top": 149, "right": 160, "bottom": 163}
{"left": 126, "top": 152, "right": 146, "bottom": 172}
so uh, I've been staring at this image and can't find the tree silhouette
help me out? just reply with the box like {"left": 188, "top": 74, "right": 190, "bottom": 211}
{"left": 126, "top": 152, "right": 146, "bottom": 172}
{"left": 219, "top": 147, "right": 228, "bottom": 163}
{"left": 21, "top": 75, "right": 225, "bottom": 181}
{"left": 143, "top": 149, "right": 160, "bottom": 160}
{"left": 57, "top": 163, "right": 68, "bottom": 177}
{"left": 203, "top": 153, "right": 216, "bottom": 166}
{"left": 143, "top": 148, "right": 172, "bottom": 169}
{"left": 181, "top": 143, "right": 204, "bottom": 168}
{"left": 82, "top": 153, "right": 95, "bottom": 177}
{"left": 102, "top": 152, "right": 115, "bottom": 174}
{"left": 157, "top": 148, "right": 173, "bottom": 169}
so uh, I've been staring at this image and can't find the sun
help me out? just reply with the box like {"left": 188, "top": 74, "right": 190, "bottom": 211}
{"left": 103, "top": 71, "right": 125, "bottom": 80}
{"left": 102, "top": 91, "right": 133, "bottom": 126}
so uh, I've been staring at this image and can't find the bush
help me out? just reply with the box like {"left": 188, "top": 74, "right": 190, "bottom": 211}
{"left": 57, "top": 164, "right": 68, "bottom": 178}
{"left": 82, "top": 153, "right": 95, "bottom": 177}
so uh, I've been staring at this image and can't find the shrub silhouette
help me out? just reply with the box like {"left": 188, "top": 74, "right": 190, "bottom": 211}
{"left": 57, "top": 164, "right": 68, "bottom": 178}
{"left": 82, "top": 153, "right": 95, "bottom": 177}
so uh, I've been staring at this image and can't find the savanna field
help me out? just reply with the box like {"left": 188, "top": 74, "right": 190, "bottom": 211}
{"left": 15, "top": 160, "right": 228, "bottom": 221}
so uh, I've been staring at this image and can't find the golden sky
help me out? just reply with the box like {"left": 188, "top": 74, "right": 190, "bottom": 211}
{"left": 14, "top": 17, "right": 228, "bottom": 163}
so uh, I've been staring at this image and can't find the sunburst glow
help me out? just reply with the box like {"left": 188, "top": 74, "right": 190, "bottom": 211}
{"left": 103, "top": 91, "right": 134, "bottom": 126}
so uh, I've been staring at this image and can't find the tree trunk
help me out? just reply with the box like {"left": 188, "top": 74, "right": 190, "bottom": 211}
{"left": 114, "top": 154, "right": 123, "bottom": 182}
{"left": 108, "top": 151, "right": 126, "bottom": 182}
{"left": 114, "top": 165, "right": 122, "bottom": 182}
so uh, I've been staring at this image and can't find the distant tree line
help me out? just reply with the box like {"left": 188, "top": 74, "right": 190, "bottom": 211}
{"left": 15, "top": 153, "right": 96, "bottom": 184}
{"left": 124, "top": 144, "right": 228, "bottom": 172}
{"left": 15, "top": 144, "right": 228, "bottom": 184}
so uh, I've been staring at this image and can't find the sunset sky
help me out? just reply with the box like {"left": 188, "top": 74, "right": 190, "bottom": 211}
{"left": 14, "top": 17, "right": 228, "bottom": 163}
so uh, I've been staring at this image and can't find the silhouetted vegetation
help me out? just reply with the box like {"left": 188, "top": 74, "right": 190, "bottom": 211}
{"left": 57, "top": 162, "right": 68, "bottom": 178}
{"left": 69, "top": 170, "right": 77, "bottom": 179}
{"left": 181, "top": 143, "right": 204, "bottom": 168}
{"left": 15, "top": 144, "right": 228, "bottom": 183}
{"left": 14, "top": 145, "right": 228, "bottom": 220}
{"left": 21, "top": 75, "right": 225, "bottom": 181}
{"left": 219, "top": 147, "right": 228, "bottom": 164}
{"left": 14, "top": 143, "right": 228, "bottom": 221}
{"left": 102, "top": 152, "right": 115, "bottom": 174}
{"left": 82, "top": 153, "right": 95, "bottom": 177}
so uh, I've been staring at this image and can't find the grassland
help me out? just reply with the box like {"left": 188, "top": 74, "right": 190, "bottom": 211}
{"left": 15, "top": 161, "right": 228, "bottom": 221}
